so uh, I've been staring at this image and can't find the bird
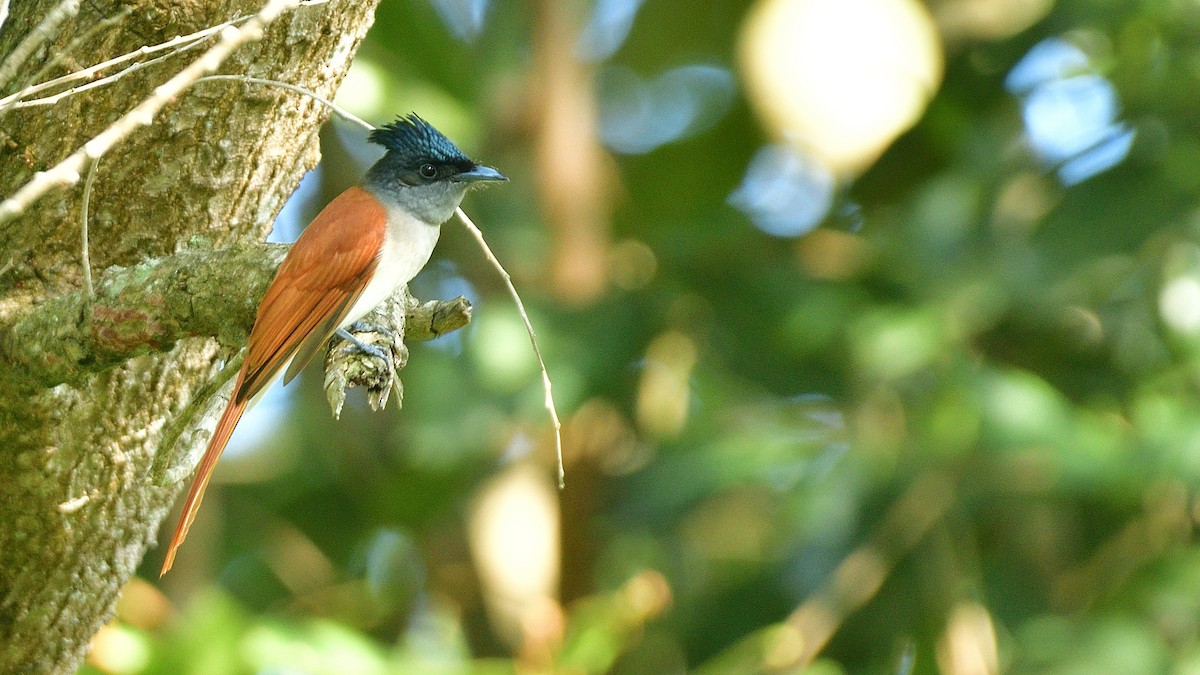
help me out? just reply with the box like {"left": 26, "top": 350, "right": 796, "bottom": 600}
{"left": 159, "top": 114, "right": 507, "bottom": 575}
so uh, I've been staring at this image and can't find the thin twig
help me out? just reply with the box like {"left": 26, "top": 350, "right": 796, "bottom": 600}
{"left": 0, "top": 0, "right": 80, "bottom": 89}
{"left": 0, "top": 28, "right": 215, "bottom": 110}
{"left": 0, "top": 0, "right": 327, "bottom": 111}
{"left": 196, "top": 74, "right": 371, "bottom": 130}
{"left": 79, "top": 155, "right": 97, "bottom": 298}
{"left": 10, "top": 39, "right": 210, "bottom": 110}
{"left": 457, "top": 207, "right": 565, "bottom": 488}
{"left": 0, "top": 0, "right": 302, "bottom": 227}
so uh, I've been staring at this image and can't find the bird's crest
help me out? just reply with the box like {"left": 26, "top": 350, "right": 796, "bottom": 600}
{"left": 368, "top": 113, "right": 469, "bottom": 165}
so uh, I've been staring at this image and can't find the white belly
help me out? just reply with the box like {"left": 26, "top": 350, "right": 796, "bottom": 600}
{"left": 340, "top": 202, "right": 442, "bottom": 328}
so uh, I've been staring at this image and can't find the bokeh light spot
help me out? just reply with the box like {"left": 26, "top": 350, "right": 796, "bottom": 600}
{"left": 853, "top": 309, "right": 944, "bottom": 380}
{"left": 596, "top": 64, "right": 735, "bottom": 154}
{"left": 934, "top": 0, "right": 1053, "bottom": 41}
{"left": 430, "top": 0, "right": 491, "bottom": 42}
{"left": 636, "top": 331, "right": 698, "bottom": 439}
{"left": 1160, "top": 277, "right": 1200, "bottom": 334}
{"left": 739, "top": 0, "right": 944, "bottom": 176}
{"left": 334, "top": 59, "right": 388, "bottom": 120}
{"left": 610, "top": 239, "right": 659, "bottom": 290}
{"left": 471, "top": 309, "right": 539, "bottom": 391}
{"left": 576, "top": 0, "right": 647, "bottom": 62}
{"left": 1007, "top": 37, "right": 1136, "bottom": 186}
{"left": 729, "top": 144, "right": 835, "bottom": 238}
{"left": 468, "top": 464, "right": 561, "bottom": 647}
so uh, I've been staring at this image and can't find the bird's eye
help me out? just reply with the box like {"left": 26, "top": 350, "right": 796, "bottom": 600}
{"left": 418, "top": 163, "right": 437, "bottom": 179}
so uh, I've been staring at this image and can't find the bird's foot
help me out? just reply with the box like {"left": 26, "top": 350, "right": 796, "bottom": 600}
{"left": 335, "top": 328, "right": 391, "bottom": 366}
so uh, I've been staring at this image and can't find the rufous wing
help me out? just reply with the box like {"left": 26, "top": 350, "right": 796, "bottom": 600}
{"left": 239, "top": 186, "right": 389, "bottom": 397}
{"left": 160, "top": 186, "right": 388, "bottom": 575}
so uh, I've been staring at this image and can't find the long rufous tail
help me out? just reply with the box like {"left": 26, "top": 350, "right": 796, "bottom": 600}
{"left": 160, "top": 397, "right": 247, "bottom": 576}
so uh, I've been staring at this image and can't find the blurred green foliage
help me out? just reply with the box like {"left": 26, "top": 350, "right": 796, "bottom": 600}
{"left": 88, "top": 0, "right": 1200, "bottom": 673}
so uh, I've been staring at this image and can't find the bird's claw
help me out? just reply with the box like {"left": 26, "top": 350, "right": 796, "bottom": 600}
{"left": 335, "top": 328, "right": 392, "bottom": 367}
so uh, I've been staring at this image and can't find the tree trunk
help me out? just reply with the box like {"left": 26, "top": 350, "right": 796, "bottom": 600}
{"left": 0, "top": 1, "right": 380, "bottom": 670}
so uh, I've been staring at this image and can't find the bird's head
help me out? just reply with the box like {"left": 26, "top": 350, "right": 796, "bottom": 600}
{"left": 364, "top": 113, "right": 507, "bottom": 225}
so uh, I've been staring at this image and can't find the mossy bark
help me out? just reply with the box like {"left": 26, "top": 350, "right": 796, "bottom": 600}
{"left": 0, "top": 1, "right": 382, "bottom": 670}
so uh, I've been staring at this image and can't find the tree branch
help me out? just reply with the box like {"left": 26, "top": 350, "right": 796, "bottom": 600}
{"left": 1, "top": 242, "right": 472, "bottom": 390}
{"left": 322, "top": 291, "right": 473, "bottom": 418}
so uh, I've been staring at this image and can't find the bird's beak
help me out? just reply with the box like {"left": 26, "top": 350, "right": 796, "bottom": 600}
{"left": 452, "top": 165, "right": 508, "bottom": 183}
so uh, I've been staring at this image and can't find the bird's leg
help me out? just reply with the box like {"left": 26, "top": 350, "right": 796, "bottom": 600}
{"left": 335, "top": 328, "right": 391, "bottom": 366}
